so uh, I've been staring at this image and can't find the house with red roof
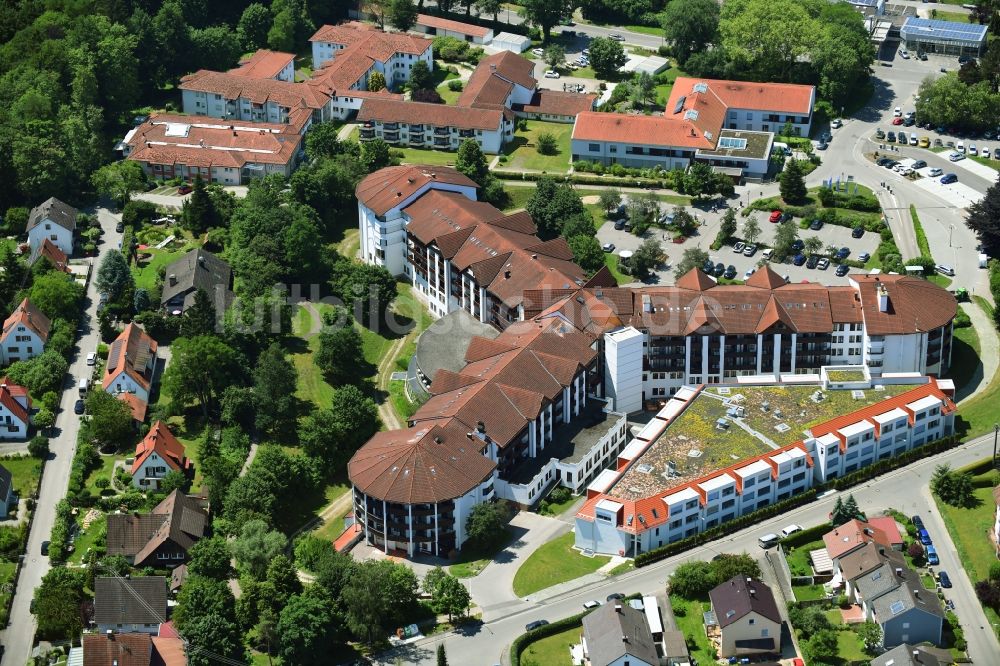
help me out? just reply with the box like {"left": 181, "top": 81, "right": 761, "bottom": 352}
{"left": 413, "top": 14, "right": 494, "bottom": 44}
{"left": 104, "top": 323, "right": 158, "bottom": 422}
{"left": 0, "top": 377, "right": 30, "bottom": 441}
{"left": 229, "top": 49, "right": 296, "bottom": 82}
{"left": 130, "top": 422, "right": 192, "bottom": 490}
{"left": 0, "top": 298, "right": 50, "bottom": 365}
{"left": 28, "top": 238, "right": 70, "bottom": 273}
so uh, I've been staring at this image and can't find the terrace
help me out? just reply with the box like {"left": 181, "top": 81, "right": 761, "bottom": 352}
{"left": 608, "top": 382, "right": 917, "bottom": 501}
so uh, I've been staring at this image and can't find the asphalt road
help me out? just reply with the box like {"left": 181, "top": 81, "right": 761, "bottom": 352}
{"left": 0, "top": 207, "right": 123, "bottom": 666}
{"left": 377, "top": 432, "right": 1000, "bottom": 666}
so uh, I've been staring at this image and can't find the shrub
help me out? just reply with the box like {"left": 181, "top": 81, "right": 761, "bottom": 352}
{"left": 447, "top": 79, "right": 463, "bottom": 92}
{"left": 536, "top": 132, "right": 558, "bottom": 155}
{"left": 28, "top": 435, "right": 49, "bottom": 459}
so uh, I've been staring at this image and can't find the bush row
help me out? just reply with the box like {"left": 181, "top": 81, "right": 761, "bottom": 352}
{"left": 66, "top": 441, "right": 101, "bottom": 507}
{"left": 511, "top": 612, "right": 587, "bottom": 666}
{"left": 494, "top": 170, "right": 666, "bottom": 189}
{"left": 779, "top": 522, "right": 832, "bottom": 549}
{"left": 635, "top": 433, "right": 961, "bottom": 568}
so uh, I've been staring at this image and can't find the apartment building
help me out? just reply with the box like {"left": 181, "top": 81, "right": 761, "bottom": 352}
{"left": 358, "top": 50, "right": 594, "bottom": 153}
{"left": 348, "top": 317, "right": 629, "bottom": 556}
{"left": 228, "top": 49, "right": 295, "bottom": 82}
{"left": 524, "top": 267, "right": 957, "bottom": 409}
{"left": 575, "top": 377, "right": 955, "bottom": 556}
{"left": 572, "top": 77, "right": 814, "bottom": 180}
{"left": 356, "top": 164, "right": 610, "bottom": 326}
{"left": 121, "top": 112, "right": 309, "bottom": 185}
{"left": 309, "top": 21, "right": 432, "bottom": 80}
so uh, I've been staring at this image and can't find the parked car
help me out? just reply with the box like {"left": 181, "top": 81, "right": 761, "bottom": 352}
{"left": 74, "top": 399, "right": 85, "bottom": 415}
{"left": 781, "top": 212, "right": 793, "bottom": 223}
{"left": 898, "top": 132, "right": 908, "bottom": 144}
{"left": 791, "top": 239, "right": 805, "bottom": 251}
{"left": 900, "top": 49, "right": 910, "bottom": 59}
{"left": 532, "top": 48, "right": 544, "bottom": 56}
{"left": 177, "top": 185, "right": 193, "bottom": 195}
{"left": 817, "top": 141, "right": 828, "bottom": 150}
{"left": 606, "top": 593, "right": 625, "bottom": 602}
{"left": 780, "top": 524, "right": 802, "bottom": 537}
{"left": 614, "top": 219, "right": 627, "bottom": 230}
{"left": 893, "top": 106, "right": 902, "bottom": 117}
{"left": 970, "top": 144, "right": 979, "bottom": 155}
{"left": 984, "top": 147, "right": 992, "bottom": 158}
{"left": 887, "top": 131, "right": 896, "bottom": 142}
{"left": 583, "top": 600, "right": 602, "bottom": 609}
{"left": 769, "top": 210, "right": 782, "bottom": 223}
{"left": 836, "top": 264, "right": 850, "bottom": 277}
{"left": 912, "top": 515, "right": 924, "bottom": 529}
{"left": 831, "top": 119, "right": 842, "bottom": 129}
{"left": 743, "top": 244, "right": 757, "bottom": 257}
{"left": 957, "top": 141, "right": 966, "bottom": 153}
{"left": 761, "top": 249, "right": 773, "bottom": 261}
{"left": 544, "top": 70, "right": 560, "bottom": 79}
{"left": 602, "top": 242, "right": 615, "bottom": 253}
{"left": 913, "top": 160, "right": 927, "bottom": 169}
{"left": 928, "top": 167, "right": 943, "bottom": 177}
{"left": 714, "top": 262, "right": 725, "bottom": 277}
{"left": 904, "top": 117, "right": 915, "bottom": 128}
{"left": 810, "top": 219, "right": 823, "bottom": 230}
{"left": 892, "top": 117, "right": 904, "bottom": 126}
{"left": 835, "top": 247, "right": 850, "bottom": 260}
{"left": 948, "top": 152, "right": 965, "bottom": 162}
{"left": 918, "top": 528, "right": 932, "bottom": 545}
{"left": 792, "top": 254, "right": 807, "bottom": 266}
{"left": 919, "top": 136, "right": 930, "bottom": 148}
{"left": 525, "top": 620, "right": 549, "bottom": 631}
{"left": 936, "top": 264, "right": 956, "bottom": 276}
{"left": 852, "top": 226, "right": 864, "bottom": 238}
{"left": 41, "top": 540, "right": 50, "bottom": 556}
{"left": 733, "top": 241, "right": 746, "bottom": 253}
{"left": 86, "top": 352, "right": 97, "bottom": 366}
{"left": 926, "top": 544, "right": 939, "bottom": 565}
{"left": 858, "top": 252, "right": 871, "bottom": 263}
{"left": 919, "top": 51, "right": 928, "bottom": 61}
{"left": 115, "top": 221, "right": 125, "bottom": 233}
{"left": 940, "top": 173, "right": 958, "bottom": 184}
{"left": 743, "top": 268, "right": 755, "bottom": 280}
{"left": 817, "top": 257, "right": 830, "bottom": 270}
{"left": 807, "top": 255, "right": 820, "bottom": 269}
{"left": 938, "top": 571, "right": 952, "bottom": 588}
{"left": 874, "top": 128, "right": 885, "bottom": 139}
{"left": 724, "top": 265, "right": 737, "bottom": 279}
{"left": 610, "top": 34, "right": 625, "bottom": 41}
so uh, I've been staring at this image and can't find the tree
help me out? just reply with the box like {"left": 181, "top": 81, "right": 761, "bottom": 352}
{"left": 254, "top": 343, "right": 298, "bottom": 434}
{"left": 95, "top": 250, "right": 133, "bottom": 303}
{"left": 368, "top": 70, "right": 387, "bottom": 93}
{"left": 424, "top": 568, "right": 470, "bottom": 621}
{"left": 360, "top": 138, "right": 392, "bottom": 172}
{"left": 404, "top": 59, "right": 433, "bottom": 94}
{"left": 181, "top": 288, "right": 219, "bottom": 338}
{"left": 568, "top": 235, "right": 606, "bottom": 274}
{"left": 5, "top": 352, "right": 69, "bottom": 397}
{"left": 742, "top": 218, "right": 761, "bottom": 244}
{"left": 805, "top": 629, "right": 840, "bottom": 662}
{"left": 84, "top": 389, "right": 135, "bottom": 451}
{"left": 967, "top": 179, "right": 1000, "bottom": 257}
{"left": 669, "top": 561, "right": 715, "bottom": 598}
{"left": 772, "top": 219, "right": 799, "bottom": 261}
{"left": 330, "top": 260, "right": 397, "bottom": 326}
{"left": 804, "top": 235, "right": 823, "bottom": 256}
{"left": 187, "top": 536, "right": 233, "bottom": 579}
{"left": 683, "top": 163, "right": 717, "bottom": 200}
{"left": 161, "top": 335, "right": 243, "bottom": 417}
{"left": 91, "top": 160, "right": 146, "bottom": 207}
{"left": 237, "top": 3, "right": 271, "bottom": 51}
{"left": 788, "top": 605, "right": 832, "bottom": 638}
{"left": 28, "top": 434, "right": 49, "bottom": 458}
{"left": 182, "top": 175, "right": 218, "bottom": 233}
{"left": 544, "top": 44, "right": 566, "bottom": 69}
{"left": 191, "top": 26, "right": 241, "bottom": 71}
{"left": 298, "top": 386, "right": 379, "bottom": 469}
{"left": 536, "top": 131, "right": 558, "bottom": 155}
{"left": 33, "top": 567, "right": 85, "bottom": 639}
{"left": 526, "top": 177, "right": 586, "bottom": 239}
{"left": 268, "top": 4, "right": 297, "bottom": 51}
{"left": 153, "top": 0, "right": 193, "bottom": 84}
{"left": 719, "top": 0, "right": 820, "bottom": 83}
{"left": 231, "top": 519, "right": 287, "bottom": 579}
{"left": 662, "top": 0, "right": 720, "bottom": 65}
{"left": 184, "top": 613, "right": 246, "bottom": 666}
{"left": 631, "top": 238, "right": 664, "bottom": 280}
{"left": 455, "top": 139, "right": 491, "bottom": 185}
{"left": 857, "top": 621, "right": 882, "bottom": 654}
{"left": 465, "top": 502, "right": 511, "bottom": 550}
{"left": 710, "top": 553, "right": 761, "bottom": 584}
{"left": 521, "top": 0, "right": 575, "bottom": 42}
{"left": 437, "top": 644, "right": 449, "bottom": 666}
{"left": 674, "top": 247, "right": 710, "bottom": 279}
{"left": 314, "top": 323, "right": 364, "bottom": 384}
{"left": 719, "top": 208, "right": 738, "bottom": 242}
{"left": 277, "top": 590, "right": 338, "bottom": 665}
{"left": 588, "top": 36, "right": 627, "bottom": 78}
{"left": 630, "top": 71, "right": 655, "bottom": 108}
{"left": 599, "top": 189, "right": 622, "bottom": 216}
{"left": 387, "top": 0, "right": 418, "bottom": 31}
{"left": 780, "top": 158, "right": 808, "bottom": 204}
{"left": 931, "top": 464, "right": 975, "bottom": 507}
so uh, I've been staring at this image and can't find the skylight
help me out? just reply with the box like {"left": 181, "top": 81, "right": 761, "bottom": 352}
{"left": 718, "top": 137, "right": 747, "bottom": 150}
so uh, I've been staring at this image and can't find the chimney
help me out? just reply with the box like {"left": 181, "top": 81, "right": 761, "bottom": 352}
{"left": 106, "top": 629, "right": 114, "bottom": 636}
{"left": 878, "top": 284, "right": 889, "bottom": 312}
{"left": 913, "top": 649, "right": 921, "bottom": 661}
{"left": 477, "top": 420, "right": 486, "bottom": 433}
{"left": 198, "top": 256, "right": 206, "bottom": 268}
{"left": 615, "top": 603, "right": 622, "bottom": 613}
{"left": 433, "top": 435, "right": 442, "bottom": 444}
{"left": 895, "top": 567, "right": 903, "bottom": 576}
{"left": 504, "top": 270, "right": 511, "bottom": 279}
{"left": 621, "top": 634, "right": 628, "bottom": 643}
{"left": 168, "top": 274, "right": 177, "bottom": 286}
{"left": 490, "top": 64, "right": 497, "bottom": 72}
{"left": 749, "top": 588, "right": 756, "bottom": 598}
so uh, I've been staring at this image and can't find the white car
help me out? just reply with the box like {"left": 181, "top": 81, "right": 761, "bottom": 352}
{"left": 970, "top": 144, "right": 978, "bottom": 155}
{"left": 781, "top": 524, "right": 803, "bottom": 538}
{"left": 900, "top": 49, "right": 910, "bottom": 59}
{"left": 743, "top": 268, "right": 755, "bottom": 280}
{"left": 831, "top": 119, "right": 842, "bottom": 129}
{"left": 983, "top": 146, "right": 992, "bottom": 158}
{"left": 544, "top": 70, "right": 560, "bottom": 79}
{"left": 86, "top": 352, "right": 97, "bottom": 366}
{"left": 761, "top": 248, "right": 773, "bottom": 260}
{"left": 949, "top": 152, "right": 965, "bottom": 162}
{"left": 957, "top": 141, "right": 966, "bottom": 153}
{"left": 531, "top": 48, "right": 544, "bottom": 57}
{"left": 893, "top": 106, "right": 902, "bottom": 117}
{"left": 928, "top": 167, "right": 943, "bottom": 176}
{"left": 582, "top": 49, "right": 589, "bottom": 56}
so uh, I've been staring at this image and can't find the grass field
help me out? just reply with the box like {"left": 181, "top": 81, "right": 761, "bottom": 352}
{"left": 953, "top": 299, "right": 1000, "bottom": 436}
{"left": 502, "top": 120, "right": 573, "bottom": 172}
{"left": 933, "top": 9, "right": 971, "bottom": 22}
{"left": 67, "top": 513, "right": 106, "bottom": 565}
{"left": 519, "top": 624, "right": 578, "bottom": 665}
{"left": 512, "top": 532, "right": 609, "bottom": 597}
{"left": 133, "top": 245, "right": 194, "bottom": 291}
{"left": 393, "top": 146, "right": 459, "bottom": 166}
{"left": 670, "top": 596, "right": 717, "bottom": 666}
{"left": 784, "top": 539, "right": 825, "bottom": 576}
{"left": 83, "top": 454, "right": 122, "bottom": 498}
{"left": 947, "top": 322, "right": 981, "bottom": 396}
{"left": 927, "top": 274, "right": 952, "bottom": 289}
{"left": 435, "top": 68, "right": 462, "bottom": 104}
{"left": 0, "top": 456, "right": 42, "bottom": 499}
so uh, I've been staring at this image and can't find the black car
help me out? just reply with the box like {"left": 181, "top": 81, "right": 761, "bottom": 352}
{"left": 887, "top": 131, "right": 896, "bottom": 142}
{"left": 606, "top": 593, "right": 625, "bottom": 602}
{"left": 912, "top": 160, "right": 927, "bottom": 169}
{"left": 883, "top": 160, "right": 898, "bottom": 169}
{"left": 41, "top": 540, "right": 50, "bottom": 556}
{"left": 724, "top": 265, "right": 737, "bottom": 279}
{"left": 836, "top": 264, "right": 850, "bottom": 277}
{"left": 852, "top": 226, "right": 864, "bottom": 238}
{"left": 792, "top": 254, "right": 806, "bottom": 266}
{"left": 781, "top": 212, "right": 793, "bottom": 223}
{"left": 115, "top": 221, "right": 124, "bottom": 233}
{"left": 525, "top": 620, "right": 549, "bottom": 632}
{"left": 806, "top": 255, "right": 820, "bottom": 269}
{"left": 791, "top": 239, "right": 805, "bottom": 252}
{"left": 919, "top": 52, "right": 927, "bottom": 61}
{"left": 912, "top": 515, "right": 924, "bottom": 529}
{"left": 904, "top": 117, "right": 915, "bottom": 127}
{"left": 613, "top": 219, "right": 626, "bottom": 230}
{"left": 898, "top": 132, "right": 908, "bottom": 144}
{"left": 809, "top": 219, "right": 824, "bottom": 231}
{"left": 939, "top": 571, "right": 952, "bottom": 588}
{"left": 74, "top": 399, "right": 85, "bottom": 415}
{"left": 703, "top": 260, "right": 715, "bottom": 274}
{"left": 835, "top": 247, "right": 850, "bottom": 260}
{"left": 714, "top": 262, "right": 725, "bottom": 277}
{"left": 959, "top": 55, "right": 972, "bottom": 65}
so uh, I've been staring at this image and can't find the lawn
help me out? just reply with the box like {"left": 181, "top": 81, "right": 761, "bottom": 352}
{"left": 449, "top": 533, "right": 511, "bottom": 578}
{"left": 133, "top": 244, "right": 194, "bottom": 291}
{"left": 83, "top": 454, "right": 122, "bottom": 498}
{"left": 503, "top": 185, "right": 534, "bottom": 212}
{"left": 501, "top": 120, "right": 573, "bottom": 173}
{"left": 625, "top": 24, "right": 665, "bottom": 37}
{"left": 792, "top": 583, "right": 828, "bottom": 601}
{"left": 670, "top": 596, "right": 717, "bottom": 666}
{"left": 947, "top": 323, "right": 981, "bottom": 396}
{"left": 519, "top": 624, "right": 579, "bottom": 666}
{"left": 784, "top": 539, "right": 825, "bottom": 576}
{"left": 603, "top": 253, "right": 630, "bottom": 285}
{"left": 434, "top": 68, "right": 462, "bottom": 105}
{"left": 393, "top": 145, "right": 460, "bottom": 167}
{"left": 512, "top": 532, "right": 609, "bottom": 596}
{"left": 288, "top": 304, "right": 336, "bottom": 408}
{"left": 933, "top": 9, "right": 971, "bottom": 22}
{"left": 0, "top": 455, "right": 42, "bottom": 499}
{"left": 539, "top": 492, "right": 581, "bottom": 517}
{"left": 927, "top": 274, "right": 953, "bottom": 289}
{"left": 67, "top": 513, "right": 106, "bottom": 565}
{"left": 0, "top": 561, "right": 15, "bottom": 625}
{"left": 953, "top": 300, "right": 1000, "bottom": 436}
{"left": 824, "top": 611, "right": 870, "bottom": 663}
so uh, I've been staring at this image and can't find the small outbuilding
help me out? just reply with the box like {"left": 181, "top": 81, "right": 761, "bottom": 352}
{"left": 900, "top": 17, "right": 987, "bottom": 58}
{"left": 491, "top": 32, "right": 532, "bottom": 53}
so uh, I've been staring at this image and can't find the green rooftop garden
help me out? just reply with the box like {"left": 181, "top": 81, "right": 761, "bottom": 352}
{"left": 826, "top": 370, "right": 867, "bottom": 383}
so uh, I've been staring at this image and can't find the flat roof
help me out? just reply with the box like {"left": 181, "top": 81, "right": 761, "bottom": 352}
{"left": 697, "top": 129, "right": 773, "bottom": 160}
{"left": 901, "top": 17, "right": 988, "bottom": 44}
{"left": 907, "top": 395, "right": 942, "bottom": 412}
{"left": 608, "top": 383, "right": 913, "bottom": 501}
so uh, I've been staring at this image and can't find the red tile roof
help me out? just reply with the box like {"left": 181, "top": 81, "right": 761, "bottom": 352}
{"left": 355, "top": 165, "right": 477, "bottom": 216}
{"left": 573, "top": 112, "right": 716, "bottom": 149}
{"left": 121, "top": 392, "right": 148, "bottom": 422}
{"left": 179, "top": 69, "right": 330, "bottom": 109}
{"left": 103, "top": 323, "right": 158, "bottom": 392}
{"left": 31, "top": 238, "right": 70, "bottom": 272}
{"left": 131, "top": 421, "right": 190, "bottom": 475}
{"left": 416, "top": 13, "right": 492, "bottom": 38}
{"left": 852, "top": 274, "right": 957, "bottom": 335}
{"left": 310, "top": 22, "right": 431, "bottom": 58}
{"left": 670, "top": 77, "right": 814, "bottom": 115}
{"left": 0, "top": 382, "right": 29, "bottom": 425}
{"left": 824, "top": 519, "right": 892, "bottom": 561}
{"left": 866, "top": 516, "right": 904, "bottom": 545}
{"left": 358, "top": 97, "right": 507, "bottom": 131}
{"left": 513, "top": 89, "right": 597, "bottom": 117}
{"left": 229, "top": 49, "right": 295, "bottom": 80}
{"left": 83, "top": 633, "right": 152, "bottom": 666}
{"left": 2, "top": 298, "right": 51, "bottom": 344}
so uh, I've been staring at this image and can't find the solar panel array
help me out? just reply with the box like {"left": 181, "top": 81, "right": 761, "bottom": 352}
{"left": 901, "top": 17, "right": 988, "bottom": 44}
{"left": 107, "top": 340, "right": 123, "bottom": 371}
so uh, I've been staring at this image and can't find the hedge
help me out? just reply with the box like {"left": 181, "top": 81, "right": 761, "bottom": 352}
{"left": 779, "top": 522, "right": 831, "bottom": 549}
{"left": 494, "top": 170, "right": 667, "bottom": 189}
{"left": 510, "top": 612, "right": 588, "bottom": 666}
{"left": 635, "top": 433, "right": 962, "bottom": 568}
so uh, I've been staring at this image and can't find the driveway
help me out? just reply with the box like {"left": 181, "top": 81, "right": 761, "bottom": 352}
{"left": 0, "top": 205, "right": 123, "bottom": 666}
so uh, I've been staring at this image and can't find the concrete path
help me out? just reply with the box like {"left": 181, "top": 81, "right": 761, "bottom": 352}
{"left": 956, "top": 301, "right": 1000, "bottom": 404}
{"left": 337, "top": 123, "right": 358, "bottom": 142}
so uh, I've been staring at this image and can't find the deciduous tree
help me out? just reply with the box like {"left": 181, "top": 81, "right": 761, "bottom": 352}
{"left": 277, "top": 589, "right": 339, "bottom": 665}
{"left": 161, "top": 335, "right": 244, "bottom": 417}
{"left": 368, "top": 70, "right": 387, "bottom": 92}
{"left": 254, "top": 343, "right": 298, "bottom": 434}
{"left": 520, "top": 0, "right": 575, "bottom": 42}
{"left": 967, "top": 179, "right": 1000, "bottom": 256}
{"left": 360, "top": 137, "right": 393, "bottom": 172}
{"left": 84, "top": 389, "right": 135, "bottom": 451}
{"left": 34, "top": 568, "right": 86, "bottom": 639}
{"left": 673, "top": 247, "right": 710, "bottom": 279}
{"left": 661, "top": 0, "right": 720, "bottom": 65}
{"left": 237, "top": 3, "right": 271, "bottom": 51}
{"left": 91, "top": 160, "right": 146, "bottom": 207}
{"left": 742, "top": 218, "right": 761, "bottom": 244}
{"left": 465, "top": 502, "right": 511, "bottom": 550}
{"left": 95, "top": 250, "right": 133, "bottom": 303}
{"left": 187, "top": 536, "right": 233, "bottom": 579}
{"left": 231, "top": 518, "right": 287, "bottom": 579}
{"left": 588, "top": 36, "right": 627, "bottom": 78}
{"left": 388, "top": 0, "right": 418, "bottom": 32}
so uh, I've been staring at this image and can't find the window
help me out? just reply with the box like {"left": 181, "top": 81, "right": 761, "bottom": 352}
{"left": 749, "top": 618, "right": 755, "bottom": 625}
{"left": 589, "top": 143, "right": 600, "bottom": 152}
{"left": 761, "top": 628, "right": 769, "bottom": 637}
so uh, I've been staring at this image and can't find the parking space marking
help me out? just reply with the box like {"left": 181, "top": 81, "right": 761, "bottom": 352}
{"left": 912, "top": 177, "right": 984, "bottom": 209}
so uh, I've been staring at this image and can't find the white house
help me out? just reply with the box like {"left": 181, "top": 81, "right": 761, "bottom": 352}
{"left": 0, "top": 380, "right": 30, "bottom": 442}
{"left": 130, "top": 421, "right": 192, "bottom": 490}
{"left": 414, "top": 14, "right": 493, "bottom": 44}
{"left": 228, "top": 49, "right": 296, "bottom": 82}
{"left": 103, "top": 323, "right": 158, "bottom": 418}
{"left": 26, "top": 197, "right": 77, "bottom": 256}
{"left": 0, "top": 298, "right": 50, "bottom": 365}
{"left": 309, "top": 22, "right": 432, "bottom": 82}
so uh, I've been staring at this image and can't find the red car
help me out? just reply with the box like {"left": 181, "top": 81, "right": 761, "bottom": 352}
{"left": 769, "top": 210, "right": 782, "bottom": 223}
{"left": 177, "top": 185, "right": 193, "bottom": 195}
{"left": 891, "top": 117, "right": 904, "bottom": 125}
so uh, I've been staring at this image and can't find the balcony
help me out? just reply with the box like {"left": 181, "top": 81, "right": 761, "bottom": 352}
{"left": 459, "top": 129, "right": 475, "bottom": 138}
{"left": 383, "top": 123, "right": 399, "bottom": 131}
{"left": 867, "top": 343, "right": 884, "bottom": 355}
{"left": 360, "top": 126, "right": 375, "bottom": 141}
{"left": 433, "top": 127, "right": 450, "bottom": 136}
{"left": 433, "top": 138, "right": 450, "bottom": 148}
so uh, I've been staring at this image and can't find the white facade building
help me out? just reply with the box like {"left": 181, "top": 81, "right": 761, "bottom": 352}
{"left": 605, "top": 327, "right": 645, "bottom": 414}
{"left": 26, "top": 197, "right": 76, "bottom": 256}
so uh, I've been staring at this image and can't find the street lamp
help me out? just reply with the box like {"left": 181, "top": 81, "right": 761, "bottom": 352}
{"left": 994, "top": 424, "right": 999, "bottom": 469}
{"left": 949, "top": 224, "right": 955, "bottom": 247}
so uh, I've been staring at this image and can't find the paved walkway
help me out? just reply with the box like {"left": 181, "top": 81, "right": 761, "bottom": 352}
{"left": 956, "top": 301, "right": 1000, "bottom": 404}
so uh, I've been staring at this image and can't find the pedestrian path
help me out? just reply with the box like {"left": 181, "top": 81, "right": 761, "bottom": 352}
{"left": 956, "top": 301, "right": 999, "bottom": 404}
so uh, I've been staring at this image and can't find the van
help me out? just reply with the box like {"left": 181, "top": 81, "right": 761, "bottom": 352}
{"left": 758, "top": 533, "right": 779, "bottom": 549}
{"left": 935, "top": 264, "right": 956, "bottom": 277}
{"left": 78, "top": 378, "right": 88, "bottom": 395}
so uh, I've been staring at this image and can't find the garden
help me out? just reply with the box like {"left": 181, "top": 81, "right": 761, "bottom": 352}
{"left": 512, "top": 532, "right": 610, "bottom": 597}
{"left": 498, "top": 120, "right": 573, "bottom": 173}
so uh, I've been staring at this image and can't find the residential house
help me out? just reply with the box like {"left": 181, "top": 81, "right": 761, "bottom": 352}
{"left": 309, "top": 21, "right": 433, "bottom": 86}
{"left": 122, "top": 112, "right": 309, "bottom": 185}
{"left": 26, "top": 197, "right": 77, "bottom": 256}
{"left": 413, "top": 14, "right": 493, "bottom": 44}
{"left": 824, "top": 519, "right": 894, "bottom": 564}
{"left": 871, "top": 643, "right": 954, "bottom": 666}
{"left": 28, "top": 238, "right": 70, "bottom": 273}
{"left": 0, "top": 298, "right": 50, "bottom": 365}
{"left": 160, "top": 248, "right": 233, "bottom": 315}
{"left": 152, "top": 622, "right": 186, "bottom": 666}
{"left": 0, "top": 379, "right": 31, "bottom": 441}
{"left": 94, "top": 576, "right": 167, "bottom": 635}
{"left": 179, "top": 68, "right": 339, "bottom": 124}
{"left": 868, "top": 564, "right": 943, "bottom": 648}
{"left": 229, "top": 49, "right": 295, "bottom": 82}
{"left": 662, "top": 629, "right": 691, "bottom": 666}
{"left": 105, "top": 490, "right": 208, "bottom": 567}
{"left": 839, "top": 541, "right": 902, "bottom": 598}
{"left": 0, "top": 464, "right": 12, "bottom": 519}
{"left": 103, "top": 323, "right": 158, "bottom": 421}
{"left": 867, "top": 515, "right": 905, "bottom": 550}
{"left": 708, "top": 576, "right": 781, "bottom": 658}
{"left": 130, "top": 421, "right": 192, "bottom": 490}
{"left": 579, "top": 601, "right": 658, "bottom": 666}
